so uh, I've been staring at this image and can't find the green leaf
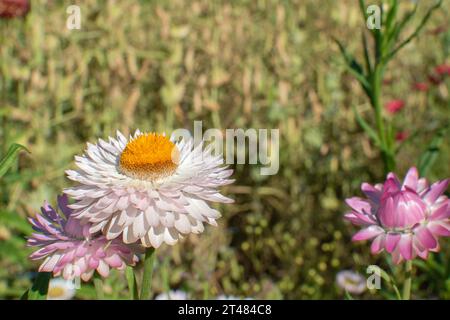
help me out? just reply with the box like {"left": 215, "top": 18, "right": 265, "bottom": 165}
{"left": 418, "top": 127, "right": 446, "bottom": 176}
{"left": 353, "top": 106, "right": 381, "bottom": 147}
{"left": 0, "top": 143, "right": 29, "bottom": 178}
{"left": 358, "top": 0, "right": 368, "bottom": 22}
{"left": 382, "top": 0, "right": 442, "bottom": 64}
{"left": 383, "top": 4, "right": 417, "bottom": 54}
{"left": 334, "top": 38, "right": 370, "bottom": 93}
{"left": 27, "top": 272, "right": 51, "bottom": 300}
{"left": 362, "top": 31, "right": 372, "bottom": 74}
{"left": 384, "top": 0, "right": 399, "bottom": 34}
{"left": 376, "top": 266, "right": 401, "bottom": 300}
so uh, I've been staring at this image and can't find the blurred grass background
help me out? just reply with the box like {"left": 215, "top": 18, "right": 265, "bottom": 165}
{"left": 0, "top": 0, "right": 449, "bottom": 299}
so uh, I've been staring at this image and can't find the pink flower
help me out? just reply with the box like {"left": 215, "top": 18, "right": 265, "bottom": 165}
{"left": 28, "top": 195, "right": 141, "bottom": 281}
{"left": 412, "top": 82, "right": 429, "bottom": 92}
{"left": 385, "top": 100, "right": 405, "bottom": 114}
{"left": 0, "top": 0, "right": 29, "bottom": 19}
{"left": 344, "top": 167, "right": 450, "bottom": 264}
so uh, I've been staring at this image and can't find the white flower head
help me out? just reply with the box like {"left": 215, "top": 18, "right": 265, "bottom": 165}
{"left": 336, "top": 270, "right": 366, "bottom": 295}
{"left": 65, "top": 130, "right": 234, "bottom": 248}
{"left": 47, "top": 278, "right": 76, "bottom": 300}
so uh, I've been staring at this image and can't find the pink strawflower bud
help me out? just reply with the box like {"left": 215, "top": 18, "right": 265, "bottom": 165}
{"left": 412, "top": 82, "right": 429, "bottom": 92}
{"left": 385, "top": 99, "right": 405, "bottom": 114}
{"left": 344, "top": 167, "right": 450, "bottom": 264}
{"left": 0, "top": 0, "right": 29, "bottom": 19}
{"left": 27, "top": 195, "right": 141, "bottom": 281}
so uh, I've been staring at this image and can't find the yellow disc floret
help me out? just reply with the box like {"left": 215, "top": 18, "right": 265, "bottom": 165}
{"left": 47, "top": 286, "right": 65, "bottom": 299}
{"left": 119, "top": 133, "right": 179, "bottom": 181}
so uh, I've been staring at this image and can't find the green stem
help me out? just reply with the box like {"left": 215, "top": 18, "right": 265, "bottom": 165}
{"left": 402, "top": 260, "right": 413, "bottom": 300}
{"left": 94, "top": 278, "right": 105, "bottom": 300}
{"left": 126, "top": 266, "right": 139, "bottom": 300}
{"left": 370, "top": 65, "right": 396, "bottom": 173}
{"left": 139, "top": 247, "right": 156, "bottom": 300}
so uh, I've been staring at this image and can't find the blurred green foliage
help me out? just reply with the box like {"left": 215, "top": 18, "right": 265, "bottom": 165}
{"left": 0, "top": 0, "right": 449, "bottom": 299}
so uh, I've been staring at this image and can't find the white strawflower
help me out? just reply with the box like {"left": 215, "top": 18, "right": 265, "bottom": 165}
{"left": 336, "top": 270, "right": 367, "bottom": 295}
{"left": 65, "top": 130, "right": 234, "bottom": 247}
{"left": 47, "top": 278, "right": 76, "bottom": 300}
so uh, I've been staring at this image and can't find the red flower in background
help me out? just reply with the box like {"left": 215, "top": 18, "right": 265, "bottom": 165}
{"left": 0, "top": 0, "right": 29, "bottom": 19}
{"left": 385, "top": 100, "right": 405, "bottom": 114}
{"left": 412, "top": 82, "right": 429, "bottom": 92}
{"left": 395, "top": 131, "right": 408, "bottom": 143}
{"left": 435, "top": 64, "right": 450, "bottom": 76}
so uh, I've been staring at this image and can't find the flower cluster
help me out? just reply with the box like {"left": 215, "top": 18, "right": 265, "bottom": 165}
{"left": 345, "top": 167, "right": 449, "bottom": 264}
{"left": 28, "top": 130, "right": 234, "bottom": 281}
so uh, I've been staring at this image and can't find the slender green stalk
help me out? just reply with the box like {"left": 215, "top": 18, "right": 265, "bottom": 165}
{"left": 139, "top": 248, "right": 156, "bottom": 300}
{"left": 94, "top": 278, "right": 105, "bottom": 300}
{"left": 126, "top": 266, "right": 139, "bottom": 300}
{"left": 402, "top": 260, "right": 413, "bottom": 300}
{"left": 370, "top": 65, "right": 396, "bottom": 173}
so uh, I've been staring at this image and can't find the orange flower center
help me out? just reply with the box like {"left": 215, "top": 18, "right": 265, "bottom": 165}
{"left": 119, "top": 133, "right": 179, "bottom": 181}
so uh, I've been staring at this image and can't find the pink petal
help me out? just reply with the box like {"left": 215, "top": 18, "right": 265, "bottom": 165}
{"left": 428, "top": 221, "right": 450, "bottom": 236}
{"left": 398, "top": 234, "right": 413, "bottom": 260}
{"left": 402, "top": 167, "right": 419, "bottom": 190}
{"left": 352, "top": 226, "right": 384, "bottom": 241}
{"left": 417, "top": 178, "right": 429, "bottom": 195}
{"left": 429, "top": 202, "right": 450, "bottom": 221}
{"left": 361, "top": 183, "right": 382, "bottom": 203}
{"left": 88, "top": 257, "right": 99, "bottom": 269}
{"left": 97, "top": 260, "right": 110, "bottom": 277}
{"left": 370, "top": 234, "right": 385, "bottom": 254}
{"left": 378, "top": 197, "right": 396, "bottom": 228}
{"left": 423, "top": 179, "right": 449, "bottom": 205}
{"left": 416, "top": 249, "right": 429, "bottom": 260}
{"left": 415, "top": 227, "right": 438, "bottom": 250}
{"left": 75, "top": 244, "right": 88, "bottom": 257}
{"left": 386, "top": 173, "right": 401, "bottom": 189}
{"left": 345, "top": 197, "right": 371, "bottom": 214}
{"left": 385, "top": 233, "right": 401, "bottom": 253}
{"left": 344, "top": 211, "right": 375, "bottom": 225}
{"left": 104, "top": 254, "right": 123, "bottom": 268}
